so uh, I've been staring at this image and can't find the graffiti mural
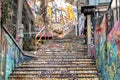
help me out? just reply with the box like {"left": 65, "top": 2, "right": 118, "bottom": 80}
{"left": 94, "top": 15, "right": 120, "bottom": 80}
{"left": 27, "top": 0, "right": 40, "bottom": 17}
{"left": 26, "top": 0, "right": 41, "bottom": 26}
{"left": 47, "top": 1, "right": 76, "bottom": 24}
{"left": 47, "top": 1, "right": 77, "bottom": 33}
{"left": 0, "top": 27, "right": 32, "bottom": 80}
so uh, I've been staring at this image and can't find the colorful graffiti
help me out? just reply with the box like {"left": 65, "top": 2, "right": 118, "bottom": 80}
{"left": 1, "top": 29, "right": 22, "bottom": 80}
{"left": 27, "top": 0, "right": 40, "bottom": 17}
{"left": 0, "top": 27, "right": 32, "bottom": 80}
{"left": 46, "top": 1, "right": 77, "bottom": 37}
{"left": 47, "top": 1, "right": 76, "bottom": 24}
{"left": 94, "top": 15, "right": 120, "bottom": 80}
{"left": 26, "top": 0, "right": 41, "bottom": 26}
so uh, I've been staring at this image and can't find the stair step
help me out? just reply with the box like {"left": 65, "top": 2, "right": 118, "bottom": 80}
{"left": 38, "top": 52, "right": 87, "bottom": 54}
{"left": 10, "top": 73, "right": 99, "bottom": 78}
{"left": 31, "top": 57, "right": 93, "bottom": 60}
{"left": 17, "top": 64, "right": 96, "bottom": 68}
{"left": 38, "top": 50, "right": 87, "bottom": 52}
{"left": 22, "top": 62, "right": 95, "bottom": 65}
{"left": 15, "top": 67, "right": 97, "bottom": 70}
{"left": 23, "top": 61, "right": 95, "bottom": 65}
{"left": 35, "top": 54, "right": 88, "bottom": 56}
{"left": 33, "top": 51, "right": 87, "bottom": 53}
{"left": 13, "top": 70, "right": 98, "bottom": 74}
{"left": 9, "top": 77, "right": 101, "bottom": 80}
{"left": 35, "top": 52, "right": 88, "bottom": 55}
{"left": 15, "top": 67, "right": 97, "bottom": 71}
{"left": 31, "top": 58, "right": 94, "bottom": 61}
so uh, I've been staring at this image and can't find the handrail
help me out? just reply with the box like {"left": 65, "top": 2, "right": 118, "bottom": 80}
{"left": 2, "top": 25, "right": 23, "bottom": 54}
{"left": 36, "top": 26, "right": 45, "bottom": 38}
{"left": 2, "top": 25, "right": 34, "bottom": 58}
{"left": 63, "top": 19, "right": 74, "bottom": 29}
{"left": 63, "top": 19, "right": 74, "bottom": 30}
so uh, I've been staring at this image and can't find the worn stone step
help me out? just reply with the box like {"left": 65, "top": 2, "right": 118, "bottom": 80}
{"left": 31, "top": 55, "right": 92, "bottom": 58}
{"left": 31, "top": 58, "right": 94, "bottom": 61}
{"left": 14, "top": 67, "right": 97, "bottom": 71}
{"left": 21, "top": 62, "right": 95, "bottom": 66}
{"left": 32, "top": 56, "right": 92, "bottom": 59}
{"left": 9, "top": 77, "right": 101, "bottom": 80}
{"left": 23, "top": 61, "right": 95, "bottom": 65}
{"left": 37, "top": 52, "right": 87, "bottom": 54}
{"left": 34, "top": 54, "right": 88, "bottom": 56}
{"left": 41, "top": 51, "right": 85, "bottom": 53}
{"left": 36, "top": 52, "right": 87, "bottom": 55}
{"left": 13, "top": 70, "right": 98, "bottom": 74}
{"left": 10, "top": 73, "right": 99, "bottom": 78}
{"left": 38, "top": 49, "right": 87, "bottom": 51}
{"left": 17, "top": 64, "right": 95, "bottom": 68}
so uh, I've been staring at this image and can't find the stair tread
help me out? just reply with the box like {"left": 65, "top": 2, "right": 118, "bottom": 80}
{"left": 23, "top": 62, "right": 95, "bottom": 65}
{"left": 9, "top": 78, "right": 101, "bottom": 80}
{"left": 15, "top": 67, "right": 97, "bottom": 70}
{"left": 11, "top": 72, "right": 98, "bottom": 76}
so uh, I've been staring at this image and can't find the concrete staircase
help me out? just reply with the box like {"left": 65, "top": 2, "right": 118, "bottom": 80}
{"left": 9, "top": 29, "right": 101, "bottom": 80}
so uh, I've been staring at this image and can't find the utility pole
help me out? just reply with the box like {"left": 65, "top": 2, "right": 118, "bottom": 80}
{"left": 77, "top": 0, "right": 79, "bottom": 36}
{"left": 119, "top": 0, "right": 120, "bottom": 21}
{"left": 16, "top": 0, "right": 24, "bottom": 49}
{"left": 87, "top": 15, "right": 91, "bottom": 56}
{"left": 116, "top": 0, "right": 118, "bottom": 20}
{"left": 0, "top": 1, "right": 2, "bottom": 79}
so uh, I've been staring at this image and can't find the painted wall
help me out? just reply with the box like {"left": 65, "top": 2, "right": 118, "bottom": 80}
{"left": 94, "top": 15, "right": 120, "bottom": 80}
{"left": 1, "top": 29, "right": 23, "bottom": 80}
{"left": 0, "top": 27, "right": 32, "bottom": 80}
{"left": 47, "top": 1, "right": 77, "bottom": 25}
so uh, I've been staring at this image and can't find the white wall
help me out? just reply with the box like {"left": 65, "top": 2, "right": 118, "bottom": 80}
{"left": 111, "top": 0, "right": 120, "bottom": 21}
{"left": 89, "top": 0, "right": 97, "bottom": 5}
{"left": 99, "top": 0, "right": 111, "bottom": 3}
{"left": 88, "top": 0, "right": 111, "bottom": 5}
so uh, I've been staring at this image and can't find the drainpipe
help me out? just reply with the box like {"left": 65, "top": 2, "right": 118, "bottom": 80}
{"left": 118, "top": 0, "right": 120, "bottom": 21}
{"left": 0, "top": 1, "right": 1, "bottom": 78}
{"left": 116, "top": 0, "right": 118, "bottom": 20}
